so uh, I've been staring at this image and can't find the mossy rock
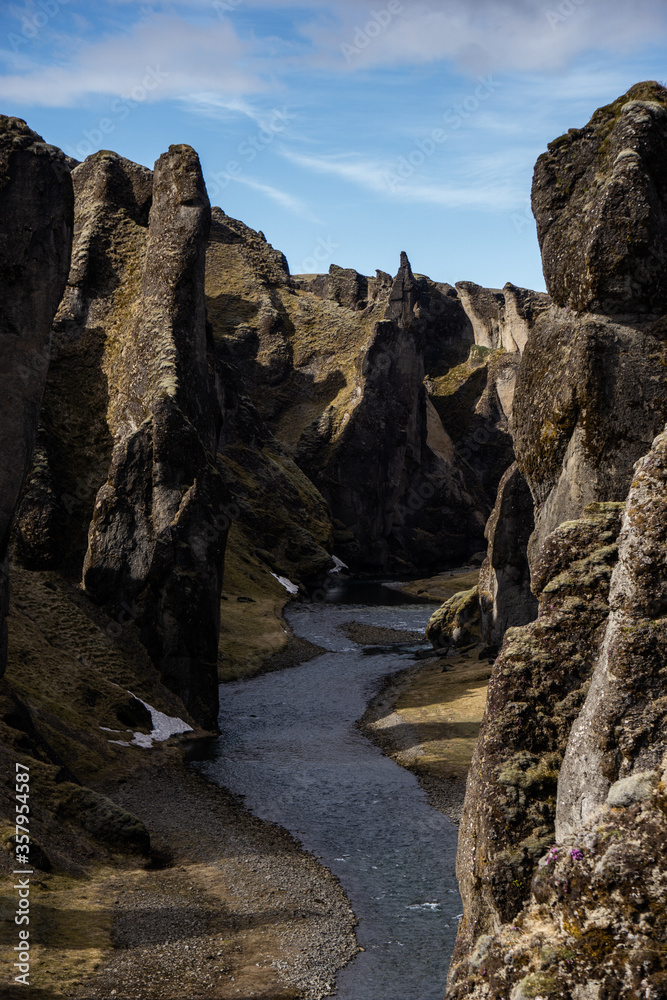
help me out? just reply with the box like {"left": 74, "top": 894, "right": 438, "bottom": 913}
{"left": 426, "top": 586, "right": 480, "bottom": 648}
{"left": 55, "top": 784, "right": 150, "bottom": 855}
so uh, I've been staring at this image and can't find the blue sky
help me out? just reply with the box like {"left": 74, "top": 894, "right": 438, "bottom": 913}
{"left": 1, "top": 1, "right": 667, "bottom": 291}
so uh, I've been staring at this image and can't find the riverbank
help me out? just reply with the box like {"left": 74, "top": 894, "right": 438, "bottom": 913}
{"left": 74, "top": 749, "right": 358, "bottom": 1000}
{"left": 359, "top": 650, "right": 490, "bottom": 825}
{"left": 0, "top": 565, "right": 357, "bottom": 1000}
{"left": 358, "top": 570, "right": 490, "bottom": 825}
{"left": 1, "top": 742, "right": 358, "bottom": 1000}
{"left": 217, "top": 527, "right": 325, "bottom": 683}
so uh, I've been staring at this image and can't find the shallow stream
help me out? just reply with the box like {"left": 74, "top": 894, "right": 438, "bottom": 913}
{"left": 197, "top": 588, "right": 461, "bottom": 1000}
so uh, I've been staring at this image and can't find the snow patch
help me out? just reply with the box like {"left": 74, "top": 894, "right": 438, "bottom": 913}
{"left": 106, "top": 694, "right": 193, "bottom": 748}
{"left": 271, "top": 573, "right": 299, "bottom": 595}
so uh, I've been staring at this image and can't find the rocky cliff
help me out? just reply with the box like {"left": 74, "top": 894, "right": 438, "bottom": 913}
{"left": 532, "top": 80, "right": 667, "bottom": 315}
{"left": 13, "top": 146, "right": 227, "bottom": 729}
{"left": 0, "top": 117, "right": 73, "bottom": 678}
{"left": 448, "top": 81, "right": 667, "bottom": 999}
{"left": 206, "top": 223, "right": 544, "bottom": 573}
{"left": 448, "top": 427, "right": 667, "bottom": 999}
{"left": 517, "top": 81, "right": 667, "bottom": 567}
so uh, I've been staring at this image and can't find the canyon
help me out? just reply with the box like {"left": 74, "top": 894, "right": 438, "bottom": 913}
{"left": 1, "top": 79, "right": 667, "bottom": 999}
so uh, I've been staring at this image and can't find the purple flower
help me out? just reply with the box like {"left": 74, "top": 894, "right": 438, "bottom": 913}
{"left": 570, "top": 848, "right": 584, "bottom": 861}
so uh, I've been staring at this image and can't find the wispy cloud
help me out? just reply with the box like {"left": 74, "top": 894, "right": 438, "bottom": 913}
{"left": 231, "top": 174, "right": 322, "bottom": 221}
{"left": 281, "top": 148, "right": 520, "bottom": 210}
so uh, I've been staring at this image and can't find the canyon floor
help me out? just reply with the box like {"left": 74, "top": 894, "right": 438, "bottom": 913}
{"left": 1, "top": 569, "right": 483, "bottom": 999}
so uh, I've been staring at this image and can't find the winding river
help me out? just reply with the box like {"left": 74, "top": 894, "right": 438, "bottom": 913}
{"left": 198, "top": 587, "right": 461, "bottom": 1000}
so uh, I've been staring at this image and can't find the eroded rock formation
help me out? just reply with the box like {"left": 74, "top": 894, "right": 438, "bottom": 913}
{"left": 207, "top": 228, "right": 541, "bottom": 573}
{"left": 557, "top": 427, "right": 667, "bottom": 839}
{"left": 448, "top": 425, "right": 667, "bottom": 999}
{"left": 533, "top": 80, "right": 667, "bottom": 314}
{"left": 513, "top": 306, "right": 667, "bottom": 569}
{"left": 449, "top": 501, "right": 623, "bottom": 995}
{"left": 0, "top": 117, "right": 73, "bottom": 677}
{"left": 14, "top": 147, "right": 227, "bottom": 728}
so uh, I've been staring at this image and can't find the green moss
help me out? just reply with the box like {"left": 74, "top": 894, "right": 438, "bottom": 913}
{"left": 517, "top": 971, "right": 558, "bottom": 998}
{"left": 426, "top": 586, "right": 480, "bottom": 647}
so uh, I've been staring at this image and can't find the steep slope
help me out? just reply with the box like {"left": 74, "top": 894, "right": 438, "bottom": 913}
{"left": 516, "top": 81, "right": 667, "bottom": 566}
{"left": 533, "top": 80, "right": 667, "bottom": 314}
{"left": 447, "top": 426, "right": 667, "bottom": 1000}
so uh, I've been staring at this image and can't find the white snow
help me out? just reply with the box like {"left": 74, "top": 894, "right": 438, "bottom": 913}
{"left": 271, "top": 573, "right": 299, "bottom": 595}
{"left": 104, "top": 694, "right": 193, "bottom": 748}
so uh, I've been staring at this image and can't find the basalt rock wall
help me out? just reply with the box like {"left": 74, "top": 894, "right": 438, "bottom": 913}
{"left": 0, "top": 117, "right": 73, "bottom": 678}
{"left": 448, "top": 81, "right": 667, "bottom": 1000}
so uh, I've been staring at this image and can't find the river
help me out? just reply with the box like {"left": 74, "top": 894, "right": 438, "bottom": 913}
{"left": 197, "top": 587, "right": 461, "bottom": 1000}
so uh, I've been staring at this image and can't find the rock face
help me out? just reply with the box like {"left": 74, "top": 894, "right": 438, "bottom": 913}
{"left": 449, "top": 82, "right": 667, "bottom": 1000}
{"left": 447, "top": 430, "right": 667, "bottom": 999}
{"left": 454, "top": 281, "right": 549, "bottom": 353}
{"left": 478, "top": 463, "right": 537, "bottom": 649}
{"left": 514, "top": 86, "right": 667, "bottom": 574}
{"left": 532, "top": 80, "right": 667, "bottom": 314}
{"left": 14, "top": 147, "right": 226, "bottom": 729}
{"left": 0, "top": 117, "right": 73, "bottom": 677}
{"left": 298, "top": 253, "right": 488, "bottom": 573}
{"left": 448, "top": 502, "right": 624, "bottom": 996}
{"left": 513, "top": 300, "right": 667, "bottom": 581}
{"left": 206, "top": 207, "right": 335, "bottom": 590}
{"left": 557, "top": 426, "right": 667, "bottom": 838}
{"left": 81, "top": 146, "right": 226, "bottom": 730}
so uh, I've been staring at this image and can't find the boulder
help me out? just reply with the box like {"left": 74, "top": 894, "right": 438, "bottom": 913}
{"left": 0, "top": 117, "right": 73, "bottom": 676}
{"left": 426, "top": 586, "right": 480, "bottom": 649}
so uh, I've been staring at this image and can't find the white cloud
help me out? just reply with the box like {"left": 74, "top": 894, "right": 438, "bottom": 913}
{"left": 0, "top": 15, "right": 262, "bottom": 106}
{"left": 298, "top": 0, "right": 667, "bottom": 75}
{"left": 231, "top": 174, "right": 322, "bottom": 221}
{"left": 1, "top": 1, "right": 664, "bottom": 112}
{"left": 281, "top": 148, "right": 521, "bottom": 210}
